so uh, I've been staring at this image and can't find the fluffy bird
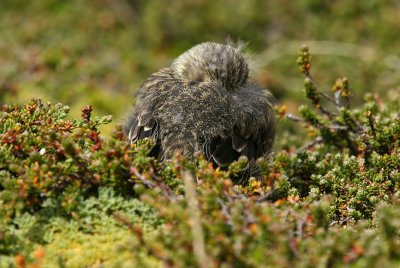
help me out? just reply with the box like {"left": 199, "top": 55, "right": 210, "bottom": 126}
{"left": 124, "top": 42, "right": 275, "bottom": 183}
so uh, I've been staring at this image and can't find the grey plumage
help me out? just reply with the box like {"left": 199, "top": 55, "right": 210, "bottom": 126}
{"left": 124, "top": 42, "right": 275, "bottom": 183}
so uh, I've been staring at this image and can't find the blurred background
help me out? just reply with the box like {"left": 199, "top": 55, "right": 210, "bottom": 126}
{"left": 1, "top": 0, "right": 400, "bottom": 139}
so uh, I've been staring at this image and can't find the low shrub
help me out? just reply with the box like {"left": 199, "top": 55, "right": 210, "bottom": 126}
{"left": 1, "top": 47, "right": 400, "bottom": 267}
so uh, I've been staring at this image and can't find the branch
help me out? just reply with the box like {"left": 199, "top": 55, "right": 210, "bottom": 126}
{"left": 130, "top": 167, "right": 178, "bottom": 200}
{"left": 182, "top": 170, "right": 212, "bottom": 268}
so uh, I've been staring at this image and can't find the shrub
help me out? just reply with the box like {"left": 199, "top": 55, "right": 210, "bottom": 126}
{"left": 1, "top": 46, "right": 400, "bottom": 267}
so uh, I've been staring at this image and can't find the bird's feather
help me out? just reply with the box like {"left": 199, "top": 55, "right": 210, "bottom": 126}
{"left": 127, "top": 117, "right": 140, "bottom": 143}
{"left": 212, "top": 137, "right": 240, "bottom": 167}
{"left": 124, "top": 42, "right": 276, "bottom": 183}
{"left": 232, "top": 127, "right": 248, "bottom": 152}
{"left": 128, "top": 114, "right": 158, "bottom": 143}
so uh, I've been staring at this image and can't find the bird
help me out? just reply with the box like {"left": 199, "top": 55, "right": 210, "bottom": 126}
{"left": 124, "top": 42, "right": 276, "bottom": 184}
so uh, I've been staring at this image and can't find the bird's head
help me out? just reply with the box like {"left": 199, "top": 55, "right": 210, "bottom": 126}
{"left": 171, "top": 42, "right": 249, "bottom": 90}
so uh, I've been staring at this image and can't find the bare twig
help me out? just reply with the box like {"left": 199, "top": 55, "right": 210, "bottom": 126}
{"left": 334, "top": 91, "right": 342, "bottom": 108}
{"left": 318, "top": 105, "right": 337, "bottom": 119}
{"left": 299, "top": 136, "right": 324, "bottom": 151}
{"left": 130, "top": 167, "right": 177, "bottom": 200}
{"left": 217, "top": 198, "right": 233, "bottom": 226}
{"left": 131, "top": 167, "right": 156, "bottom": 188}
{"left": 320, "top": 92, "right": 341, "bottom": 108}
{"left": 182, "top": 170, "right": 212, "bottom": 268}
{"left": 286, "top": 113, "right": 304, "bottom": 122}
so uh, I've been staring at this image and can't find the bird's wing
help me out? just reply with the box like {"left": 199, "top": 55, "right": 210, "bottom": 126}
{"left": 126, "top": 112, "right": 162, "bottom": 158}
{"left": 126, "top": 69, "right": 174, "bottom": 144}
{"left": 127, "top": 112, "right": 158, "bottom": 144}
{"left": 206, "top": 85, "right": 275, "bottom": 167}
{"left": 207, "top": 127, "right": 256, "bottom": 167}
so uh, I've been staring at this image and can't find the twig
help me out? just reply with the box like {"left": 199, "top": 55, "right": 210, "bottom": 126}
{"left": 286, "top": 113, "right": 304, "bottom": 122}
{"left": 334, "top": 91, "right": 342, "bottom": 108}
{"left": 256, "top": 191, "right": 274, "bottom": 203}
{"left": 318, "top": 105, "right": 337, "bottom": 119}
{"left": 323, "top": 91, "right": 339, "bottom": 106}
{"left": 131, "top": 167, "right": 156, "bottom": 188}
{"left": 288, "top": 230, "right": 301, "bottom": 259}
{"left": 344, "top": 93, "right": 351, "bottom": 109}
{"left": 343, "top": 132, "right": 361, "bottom": 156}
{"left": 217, "top": 198, "right": 233, "bottom": 226}
{"left": 286, "top": 113, "right": 348, "bottom": 131}
{"left": 326, "top": 124, "right": 348, "bottom": 130}
{"left": 305, "top": 74, "right": 338, "bottom": 119}
{"left": 299, "top": 136, "right": 324, "bottom": 151}
{"left": 131, "top": 167, "right": 177, "bottom": 200}
{"left": 182, "top": 170, "right": 212, "bottom": 268}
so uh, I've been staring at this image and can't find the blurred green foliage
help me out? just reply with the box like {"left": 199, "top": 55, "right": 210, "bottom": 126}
{"left": 1, "top": 0, "right": 400, "bottom": 135}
